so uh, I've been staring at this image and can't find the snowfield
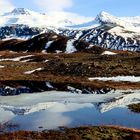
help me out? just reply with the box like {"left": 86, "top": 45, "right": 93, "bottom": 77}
{"left": 0, "top": 90, "right": 140, "bottom": 131}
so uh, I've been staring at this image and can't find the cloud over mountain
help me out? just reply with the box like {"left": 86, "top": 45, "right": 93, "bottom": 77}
{"left": 33, "top": 0, "right": 73, "bottom": 12}
{"left": 0, "top": 0, "right": 15, "bottom": 14}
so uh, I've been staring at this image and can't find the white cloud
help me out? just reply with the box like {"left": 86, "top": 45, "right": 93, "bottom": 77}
{"left": 0, "top": 0, "right": 15, "bottom": 14}
{"left": 34, "top": 0, "right": 73, "bottom": 12}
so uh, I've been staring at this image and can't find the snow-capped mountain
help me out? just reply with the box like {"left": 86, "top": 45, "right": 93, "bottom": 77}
{"left": 0, "top": 8, "right": 140, "bottom": 52}
{"left": 1, "top": 8, "right": 140, "bottom": 35}
{"left": 95, "top": 11, "right": 131, "bottom": 27}
{"left": 0, "top": 8, "right": 93, "bottom": 27}
{"left": 70, "top": 11, "right": 140, "bottom": 37}
{"left": 1, "top": 8, "right": 140, "bottom": 31}
{"left": 3, "top": 8, "right": 31, "bottom": 16}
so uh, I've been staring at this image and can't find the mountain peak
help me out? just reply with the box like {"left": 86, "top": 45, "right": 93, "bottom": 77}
{"left": 99, "top": 11, "right": 111, "bottom": 16}
{"left": 11, "top": 8, "right": 30, "bottom": 15}
{"left": 4, "top": 8, "right": 31, "bottom": 16}
{"left": 95, "top": 11, "right": 118, "bottom": 24}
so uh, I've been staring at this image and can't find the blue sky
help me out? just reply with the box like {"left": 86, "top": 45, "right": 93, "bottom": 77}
{"left": 1, "top": 0, "right": 140, "bottom": 17}
{"left": 68, "top": 0, "right": 140, "bottom": 17}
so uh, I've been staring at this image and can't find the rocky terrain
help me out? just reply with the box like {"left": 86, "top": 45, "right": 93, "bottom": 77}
{"left": 0, "top": 41, "right": 139, "bottom": 95}
{"left": 128, "top": 103, "right": 140, "bottom": 113}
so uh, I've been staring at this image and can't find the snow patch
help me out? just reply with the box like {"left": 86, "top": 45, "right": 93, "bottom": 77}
{"left": 46, "top": 82, "right": 54, "bottom": 89}
{"left": 56, "top": 50, "right": 63, "bottom": 53}
{"left": 66, "top": 39, "right": 77, "bottom": 53}
{"left": 44, "top": 60, "right": 49, "bottom": 62}
{"left": 67, "top": 86, "right": 82, "bottom": 94}
{"left": 0, "top": 55, "right": 34, "bottom": 62}
{"left": 52, "top": 35, "right": 58, "bottom": 39}
{"left": 89, "top": 76, "right": 140, "bottom": 82}
{"left": 20, "top": 59, "right": 33, "bottom": 62}
{"left": 0, "top": 65, "right": 4, "bottom": 68}
{"left": 24, "top": 68, "right": 43, "bottom": 75}
{"left": 45, "top": 41, "right": 54, "bottom": 49}
{"left": 101, "top": 51, "right": 117, "bottom": 55}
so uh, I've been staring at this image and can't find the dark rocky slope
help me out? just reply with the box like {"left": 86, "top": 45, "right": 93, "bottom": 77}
{"left": 0, "top": 25, "right": 140, "bottom": 52}
{"left": 0, "top": 32, "right": 103, "bottom": 53}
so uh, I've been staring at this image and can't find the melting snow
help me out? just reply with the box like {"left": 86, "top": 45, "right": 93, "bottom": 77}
{"left": 66, "top": 39, "right": 77, "bottom": 53}
{"left": 52, "top": 35, "right": 58, "bottom": 39}
{"left": 20, "top": 59, "right": 33, "bottom": 62}
{"left": 44, "top": 60, "right": 49, "bottom": 62}
{"left": 0, "top": 55, "right": 34, "bottom": 62}
{"left": 24, "top": 68, "right": 43, "bottom": 74}
{"left": 0, "top": 65, "right": 4, "bottom": 68}
{"left": 89, "top": 76, "right": 140, "bottom": 82}
{"left": 46, "top": 82, "right": 54, "bottom": 89}
{"left": 45, "top": 41, "right": 54, "bottom": 49}
{"left": 101, "top": 51, "right": 117, "bottom": 55}
{"left": 56, "top": 50, "right": 63, "bottom": 53}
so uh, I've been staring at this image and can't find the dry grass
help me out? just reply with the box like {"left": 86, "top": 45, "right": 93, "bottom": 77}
{"left": 0, "top": 126, "right": 140, "bottom": 140}
{"left": 0, "top": 51, "right": 139, "bottom": 90}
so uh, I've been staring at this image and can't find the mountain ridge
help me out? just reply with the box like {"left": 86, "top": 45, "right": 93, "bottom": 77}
{"left": 1, "top": 8, "right": 140, "bottom": 28}
{"left": 0, "top": 8, "right": 140, "bottom": 52}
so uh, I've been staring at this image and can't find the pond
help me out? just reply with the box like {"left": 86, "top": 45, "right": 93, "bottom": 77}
{"left": 0, "top": 90, "right": 140, "bottom": 131}
{"left": 1, "top": 102, "right": 140, "bottom": 131}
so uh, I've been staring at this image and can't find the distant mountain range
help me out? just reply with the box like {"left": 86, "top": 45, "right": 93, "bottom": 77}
{"left": 0, "top": 8, "right": 92, "bottom": 27}
{"left": 1, "top": 8, "right": 140, "bottom": 30}
{"left": 0, "top": 8, "right": 140, "bottom": 52}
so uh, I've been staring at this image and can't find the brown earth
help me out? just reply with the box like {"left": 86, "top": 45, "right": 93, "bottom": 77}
{"left": 128, "top": 103, "right": 140, "bottom": 113}
{"left": 0, "top": 51, "right": 139, "bottom": 91}
{"left": 0, "top": 126, "right": 140, "bottom": 140}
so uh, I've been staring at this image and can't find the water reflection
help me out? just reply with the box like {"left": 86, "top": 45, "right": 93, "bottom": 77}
{"left": 8, "top": 103, "right": 140, "bottom": 131}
